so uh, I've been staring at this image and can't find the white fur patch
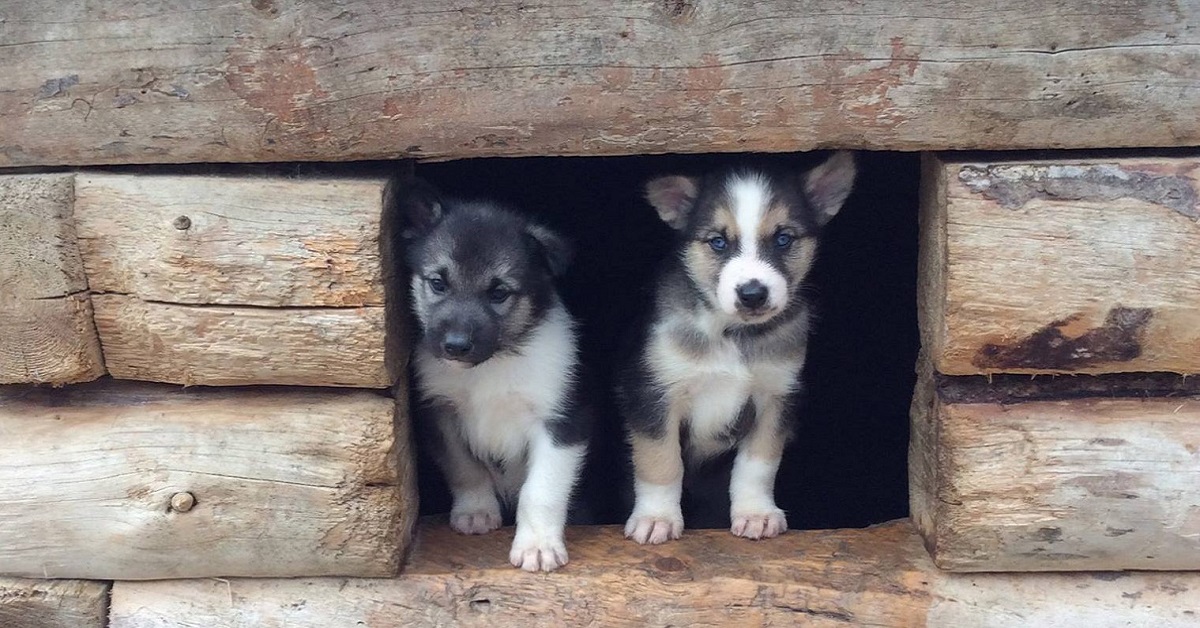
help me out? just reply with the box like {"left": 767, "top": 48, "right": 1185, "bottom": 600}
{"left": 625, "top": 478, "right": 685, "bottom": 545}
{"left": 647, "top": 314, "right": 802, "bottom": 459}
{"left": 511, "top": 426, "right": 586, "bottom": 571}
{"left": 416, "top": 304, "right": 579, "bottom": 500}
{"left": 730, "top": 454, "right": 781, "bottom": 514}
{"left": 717, "top": 256, "right": 788, "bottom": 315}
{"left": 717, "top": 174, "right": 788, "bottom": 317}
{"left": 729, "top": 453, "right": 787, "bottom": 539}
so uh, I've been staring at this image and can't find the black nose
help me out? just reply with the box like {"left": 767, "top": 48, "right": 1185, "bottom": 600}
{"left": 736, "top": 280, "right": 769, "bottom": 310}
{"left": 442, "top": 332, "right": 473, "bottom": 357}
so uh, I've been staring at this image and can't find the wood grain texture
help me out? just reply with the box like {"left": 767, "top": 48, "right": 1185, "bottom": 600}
{"left": 2, "top": 1, "right": 1198, "bottom": 167}
{"left": 74, "top": 174, "right": 387, "bottom": 307}
{"left": 911, "top": 374, "right": 1200, "bottom": 572}
{"left": 0, "top": 173, "right": 105, "bottom": 384}
{"left": 91, "top": 293, "right": 388, "bottom": 388}
{"left": 109, "top": 519, "right": 1200, "bottom": 628}
{"left": 0, "top": 578, "right": 109, "bottom": 628}
{"left": 921, "top": 153, "right": 1200, "bottom": 375}
{"left": 71, "top": 173, "right": 392, "bottom": 387}
{"left": 0, "top": 380, "right": 413, "bottom": 580}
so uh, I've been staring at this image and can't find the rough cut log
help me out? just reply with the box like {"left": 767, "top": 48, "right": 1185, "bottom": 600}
{"left": 919, "top": 154, "right": 1200, "bottom": 375}
{"left": 109, "top": 519, "right": 1200, "bottom": 628}
{"left": 0, "top": 174, "right": 105, "bottom": 384}
{"left": 2, "top": 1, "right": 1198, "bottom": 168}
{"left": 72, "top": 173, "right": 391, "bottom": 387}
{"left": 73, "top": 174, "right": 386, "bottom": 307}
{"left": 0, "top": 578, "right": 109, "bottom": 628}
{"left": 89, "top": 287, "right": 388, "bottom": 388}
{"left": 910, "top": 372, "right": 1200, "bottom": 572}
{"left": 0, "top": 380, "right": 414, "bottom": 580}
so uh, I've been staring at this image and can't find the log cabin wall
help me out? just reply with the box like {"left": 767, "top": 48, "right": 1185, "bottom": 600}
{"left": 913, "top": 154, "right": 1200, "bottom": 572}
{"left": 2, "top": 0, "right": 1199, "bottom": 626}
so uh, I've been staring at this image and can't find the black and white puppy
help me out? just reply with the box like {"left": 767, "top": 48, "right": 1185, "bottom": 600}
{"left": 616, "top": 152, "right": 856, "bottom": 544}
{"left": 390, "top": 177, "right": 591, "bottom": 571}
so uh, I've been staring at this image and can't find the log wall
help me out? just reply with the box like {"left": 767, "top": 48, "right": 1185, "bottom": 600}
{"left": 910, "top": 373, "right": 1200, "bottom": 572}
{"left": 0, "top": 174, "right": 105, "bottom": 384}
{"left": 0, "top": 381, "right": 414, "bottom": 580}
{"left": 914, "top": 152, "right": 1200, "bottom": 572}
{"left": 919, "top": 154, "right": 1200, "bottom": 376}
{"left": 1, "top": 0, "right": 1197, "bottom": 167}
{"left": 108, "top": 519, "right": 1200, "bottom": 628}
{"left": 0, "top": 578, "right": 109, "bottom": 628}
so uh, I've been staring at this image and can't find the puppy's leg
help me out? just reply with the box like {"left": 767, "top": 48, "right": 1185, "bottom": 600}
{"left": 510, "top": 425, "right": 586, "bottom": 572}
{"left": 429, "top": 405, "right": 502, "bottom": 535}
{"left": 729, "top": 394, "right": 788, "bottom": 539}
{"left": 625, "top": 403, "right": 685, "bottom": 544}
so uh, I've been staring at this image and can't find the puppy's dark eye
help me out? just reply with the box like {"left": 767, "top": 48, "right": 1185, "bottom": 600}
{"left": 774, "top": 232, "right": 795, "bottom": 249}
{"left": 488, "top": 287, "right": 511, "bottom": 304}
{"left": 708, "top": 235, "right": 728, "bottom": 252}
{"left": 428, "top": 276, "right": 448, "bottom": 294}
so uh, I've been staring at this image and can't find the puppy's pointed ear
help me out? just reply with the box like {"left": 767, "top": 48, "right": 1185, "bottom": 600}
{"left": 644, "top": 175, "right": 700, "bottom": 230}
{"left": 525, "top": 223, "right": 573, "bottom": 278}
{"left": 802, "top": 151, "right": 856, "bottom": 227}
{"left": 386, "top": 176, "right": 444, "bottom": 239}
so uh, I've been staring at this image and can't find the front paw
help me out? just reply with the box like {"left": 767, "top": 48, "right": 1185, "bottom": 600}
{"left": 450, "top": 508, "right": 502, "bottom": 535}
{"left": 624, "top": 510, "right": 684, "bottom": 545}
{"left": 509, "top": 530, "right": 569, "bottom": 572}
{"left": 731, "top": 508, "right": 787, "bottom": 540}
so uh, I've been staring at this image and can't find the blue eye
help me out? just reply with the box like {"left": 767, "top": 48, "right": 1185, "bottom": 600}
{"left": 428, "top": 276, "right": 447, "bottom": 294}
{"left": 708, "top": 236, "right": 728, "bottom": 252}
{"left": 774, "top": 233, "right": 795, "bottom": 249}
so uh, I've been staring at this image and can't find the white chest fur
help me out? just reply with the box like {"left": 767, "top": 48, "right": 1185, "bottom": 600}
{"left": 416, "top": 307, "right": 579, "bottom": 466}
{"left": 648, "top": 313, "right": 802, "bottom": 443}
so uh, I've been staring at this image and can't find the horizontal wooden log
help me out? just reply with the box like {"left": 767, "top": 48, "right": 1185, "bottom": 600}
{"left": 3, "top": 1, "right": 1199, "bottom": 168}
{"left": 91, "top": 293, "right": 388, "bottom": 388}
{"left": 0, "top": 380, "right": 413, "bottom": 579}
{"left": 73, "top": 174, "right": 386, "bottom": 307}
{"left": 919, "top": 154, "right": 1200, "bottom": 375}
{"left": 0, "top": 578, "right": 109, "bottom": 628}
{"left": 109, "top": 518, "right": 1200, "bottom": 628}
{"left": 72, "top": 174, "right": 391, "bottom": 387}
{"left": 910, "top": 372, "right": 1200, "bottom": 572}
{"left": 0, "top": 174, "right": 105, "bottom": 384}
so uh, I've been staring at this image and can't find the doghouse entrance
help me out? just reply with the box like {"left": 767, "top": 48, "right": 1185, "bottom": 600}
{"left": 412, "top": 151, "right": 920, "bottom": 529}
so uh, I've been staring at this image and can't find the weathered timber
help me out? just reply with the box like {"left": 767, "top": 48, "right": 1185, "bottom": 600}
{"left": 73, "top": 174, "right": 387, "bottom": 307}
{"left": 2, "top": 1, "right": 1198, "bottom": 167}
{"left": 0, "top": 578, "right": 109, "bottom": 628}
{"left": 90, "top": 294, "right": 388, "bottom": 387}
{"left": 0, "top": 380, "right": 413, "bottom": 579}
{"left": 910, "top": 371, "right": 1200, "bottom": 572}
{"left": 109, "top": 518, "right": 1200, "bottom": 628}
{"left": 70, "top": 173, "right": 391, "bottom": 387}
{"left": 0, "top": 174, "right": 105, "bottom": 384}
{"left": 920, "top": 154, "right": 1200, "bottom": 375}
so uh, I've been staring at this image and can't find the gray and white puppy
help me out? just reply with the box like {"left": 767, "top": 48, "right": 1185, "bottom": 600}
{"left": 391, "top": 177, "right": 590, "bottom": 571}
{"left": 616, "top": 152, "right": 856, "bottom": 544}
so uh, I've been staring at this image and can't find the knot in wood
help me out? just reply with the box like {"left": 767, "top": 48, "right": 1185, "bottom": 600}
{"left": 172, "top": 215, "right": 192, "bottom": 230}
{"left": 170, "top": 491, "right": 196, "bottom": 513}
{"left": 654, "top": 556, "right": 687, "bottom": 572}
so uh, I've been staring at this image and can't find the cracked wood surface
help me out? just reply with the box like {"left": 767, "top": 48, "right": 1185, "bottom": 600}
{"left": 109, "top": 518, "right": 1200, "bottom": 627}
{"left": 910, "top": 368, "right": 1200, "bottom": 572}
{"left": 0, "top": 173, "right": 105, "bottom": 384}
{"left": 919, "top": 153, "right": 1200, "bottom": 375}
{"left": 72, "top": 173, "right": 391, "bottom": 387}
{"left": 0, "top": 578, "right": 109, "bottom": 628}
{"left": 90, "top": 294, "right": 389, "bottom": 387}
{"left": 0, "top": 380, "right": 415, "bottom": 580}
{"left": 2, "top": 0, "right": 1198, "bottom": 167}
